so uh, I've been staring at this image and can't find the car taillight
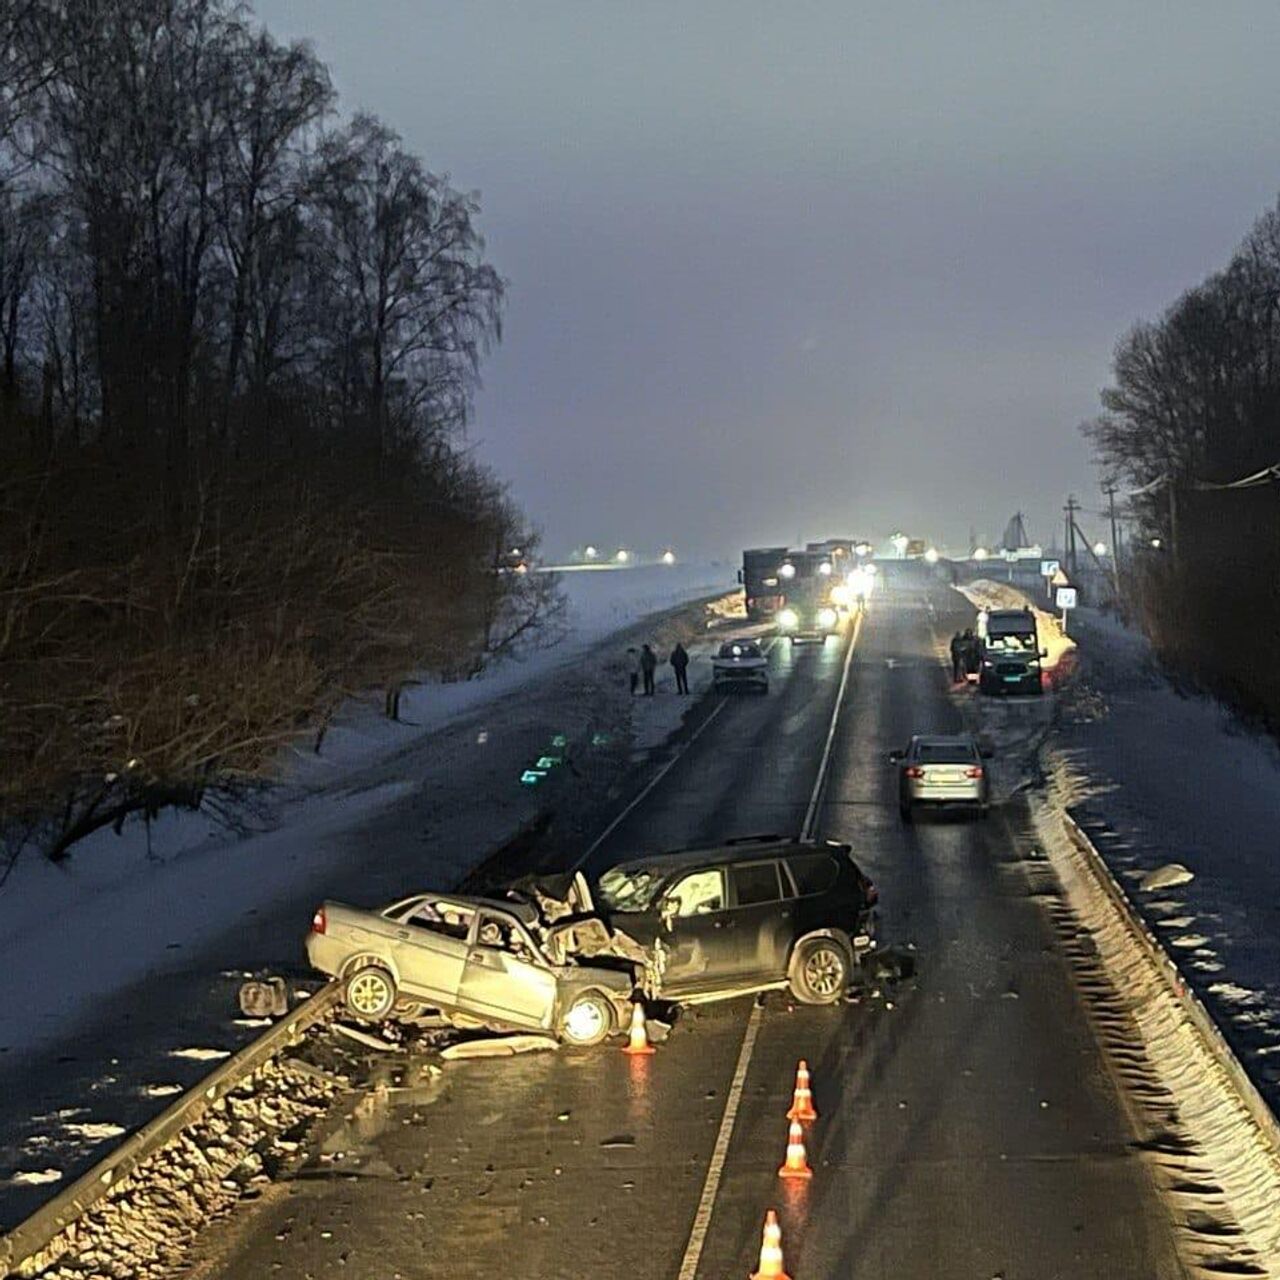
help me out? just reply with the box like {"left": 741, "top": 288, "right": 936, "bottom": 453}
{"left": 965, "top": 766, "right": 984, "bottom": 778}
{"left": 904, "top": 766, "right": 925, "bottom": 779}
{"left": 310, "top": 906, "right": 326, "bottom": 935}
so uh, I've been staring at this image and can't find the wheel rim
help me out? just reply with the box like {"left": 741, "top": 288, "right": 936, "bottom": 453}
{"left": 563, "top": 998, "right": 606, "bottom": 1044}
{"left": 349, "top": 971, "right": 391, "bottom": 1015}
{"left": 804, "top": 947, "right": 845, "bottom": 998}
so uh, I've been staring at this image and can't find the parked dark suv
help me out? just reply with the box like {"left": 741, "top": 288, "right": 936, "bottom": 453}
{"left": 593, "top": 837, "right": 878, "bottom": 1005}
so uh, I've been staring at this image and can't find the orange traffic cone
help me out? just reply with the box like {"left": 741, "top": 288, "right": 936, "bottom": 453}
{"left": 777, "top": 1119, "right": 813, "bottom": 1179}
{"left": 621, "top": 1001, "right": 655, "bottom": 1056}
{"left": 786, "top": 1059, "right": 818, "bottom": 1123}
{"left": 750, "top": 1209, "right": 792, "bottom": 1280}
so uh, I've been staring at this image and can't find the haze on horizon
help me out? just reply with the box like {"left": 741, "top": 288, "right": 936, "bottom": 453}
{"left": 256, "top": 0, "right": 1280, "bottom": 560}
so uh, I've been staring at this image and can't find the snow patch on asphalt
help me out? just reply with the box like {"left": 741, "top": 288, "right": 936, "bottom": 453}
{"left": 1, "top": 1169, "right": 62, "bottom": 1188}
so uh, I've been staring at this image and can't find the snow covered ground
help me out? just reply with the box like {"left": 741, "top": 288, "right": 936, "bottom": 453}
{"left": 1043, "top": 606, "right": 1280, "bottom": 1115}
{"left": 286, "top": 561, "right": 733, "bottom": 776}
{"left": 0, "top": 561, "right": 730, "bottom": 1044}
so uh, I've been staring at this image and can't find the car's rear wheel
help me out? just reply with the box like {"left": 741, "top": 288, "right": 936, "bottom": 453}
{"left": 790, "top": 938, "right": 850, "bottom": 1005}
{"left": 343, "top": 965, "right": 397, "bottom": 1021}
{"left": 558, "top": 991, "right": 614, "bottom": 1047}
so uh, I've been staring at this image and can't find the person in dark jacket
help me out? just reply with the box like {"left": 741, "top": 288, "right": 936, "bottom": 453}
{"left": 640, "top": 643, "right": 658, "bottom": 695}
{"left": 962, "top": 629, "right": 980, "bottom": 677}
{"left": 627, "top": 646, "right": 640, "bottom": 695}
{"left": 949, "top": 632, "right": 964, "bottom": 682}
{"left": 670, "top": 642, "right": 690, "bottom": 694}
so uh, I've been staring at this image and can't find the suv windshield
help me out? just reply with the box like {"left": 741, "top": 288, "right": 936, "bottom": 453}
{"left": 596, "top": 865, "right": 662, "bottom": 912}
{"left": 719, "top": 641, "right": 761, "bottom": 659}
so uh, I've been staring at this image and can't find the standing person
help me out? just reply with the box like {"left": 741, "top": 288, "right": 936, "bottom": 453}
{"left": 640, "top": 643, "right": 658, "bottom": 695}
{"left": 949, "top": 632, "right": 963, "bottom": 682}
{"left": 670, "top": 642, "right": 690, "bottom": 694}
{"left": 962, "top": 628, "right": 980, "bottom": 678}
{"left": 627, "top": 647, "right": 640, "bottom": 696}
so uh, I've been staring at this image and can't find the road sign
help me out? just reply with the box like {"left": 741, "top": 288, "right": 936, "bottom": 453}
{"left": 1056, "top": 586, "right": 1078, "bottom": 610}
{"left": 1040, "top": 560, "right": 1060, "bottom": 578}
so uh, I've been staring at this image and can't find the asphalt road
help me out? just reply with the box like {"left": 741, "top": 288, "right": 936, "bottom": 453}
{"left": 191, "top": 566, "right": 1184, "bottom": 1280}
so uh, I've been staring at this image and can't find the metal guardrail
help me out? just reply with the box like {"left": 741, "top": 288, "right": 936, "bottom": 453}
{"left": 0, "top": 981, "right": 341, "bottom": 1275}
{"left": 1061, "top": 811, "right": 1280, "bottom": 1159}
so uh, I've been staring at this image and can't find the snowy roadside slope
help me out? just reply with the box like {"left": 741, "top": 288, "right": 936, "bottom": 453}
{"left": 1045, "top": 606, "right": 1280, "bottom": 1114}
{"left": 0, "top": 570, "right": 736, "bottom": 1220}
{"left": 287, "top": 562, "right": 732, "bottom": 777}
{"left": 0, "top": 564, "right": 730, "bottom": 1057}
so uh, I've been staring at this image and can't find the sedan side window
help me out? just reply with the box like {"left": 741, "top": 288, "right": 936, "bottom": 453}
{"left": 669, "top": 869, "right": 725, "bottom": 917}
{"left": 729, "top": 861, "right": 783, "bottom": 907}
{"left": 405, "top": 900, "right": 474, "bottom": 941}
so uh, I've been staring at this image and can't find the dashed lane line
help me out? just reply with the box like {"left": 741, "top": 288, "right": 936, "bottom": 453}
{"left": 674, "top": 609, "right": 867, "bottom": 1278}
{"left": 570, "top": 637, "right": 780, "bottom": 872}
{"left": 800, "top": 607, "right": 864, "bottom": 840}
{"left": 675, "top": 1002, "right": 763, "bottom": 1280}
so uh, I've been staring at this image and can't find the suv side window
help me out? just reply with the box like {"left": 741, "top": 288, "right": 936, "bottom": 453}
{"left": 729, "top": 861, "right": 783, "bottom": 907}
{"left": 785, "top": 853, "right": 838, "bottom": 896}
{"left": 669, "top": 869, "right": 725, "bottom": 917}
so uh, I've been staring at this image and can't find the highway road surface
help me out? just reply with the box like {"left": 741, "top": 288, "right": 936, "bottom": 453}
{"left": 191, "top": 565, "right": 1185, "bottom": 1279}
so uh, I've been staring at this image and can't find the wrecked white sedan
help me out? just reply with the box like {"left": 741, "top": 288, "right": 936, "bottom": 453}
{"left": 306, "top": 879, "right": 643, "bottom": 1047}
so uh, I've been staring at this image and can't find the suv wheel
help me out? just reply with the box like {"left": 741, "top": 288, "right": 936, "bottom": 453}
{"left": 343, "top": 965, "right": 397, "bottom": 1021}
{"left": 790, "top": 938, "right": 850, "bottom": 1005}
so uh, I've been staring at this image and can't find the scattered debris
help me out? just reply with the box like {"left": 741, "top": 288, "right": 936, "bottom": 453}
{"left": 439, "top": 1034, "right": 558, "bottom": 1060}
{"left": 333, "top": 1023, "right": 399, "bottom": 1053}
{"left": 1139, "top": 863, "right": 1195, "bottom": 892}
{"left": 169, "top": 1046, "right": 232, "bottom": 1062}
{"left": 238, "top": 977, "right": 289, "bottom": 1019}
{"left": 2, "top": 1168, "right": 62, "bottom": 1188}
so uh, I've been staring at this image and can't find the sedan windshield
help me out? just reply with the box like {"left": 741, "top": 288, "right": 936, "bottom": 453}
{"left": 596, "top": 865, "right": 662, "bottom": 912}
{"left": 916, "top": 742, "right": 978, "bottom": 763}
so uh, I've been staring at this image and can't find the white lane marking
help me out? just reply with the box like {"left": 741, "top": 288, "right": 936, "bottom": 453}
{"left": 570, "top": 637, "right": 780, "bottom": 871}
{"left": 676, "top": 1002, "right": 763, "bottom": 1280}
{"left": 800, "top": 608, "right": 864, "bottom": 840}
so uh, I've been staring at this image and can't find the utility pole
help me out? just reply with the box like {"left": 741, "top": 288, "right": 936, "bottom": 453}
{"left": 1105, "top": 484, "right": 1121, "bottom": 598}
{"left": 1064, "top": 495, "right": 1079, "bottom": 579}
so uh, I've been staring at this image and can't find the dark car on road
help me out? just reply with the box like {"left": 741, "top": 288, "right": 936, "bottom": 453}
{"left": 593, "top": 837, "right": 878, "bottom": 1005}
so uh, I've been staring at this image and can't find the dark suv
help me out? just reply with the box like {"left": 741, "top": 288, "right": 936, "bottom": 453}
{"left": 593, "top": 837, "right": 877, "bottom": 1005}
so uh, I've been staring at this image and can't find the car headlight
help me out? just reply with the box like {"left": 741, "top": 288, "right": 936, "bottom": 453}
{"left": 818, "top": 608, "right": 838, "bottom": 629}
{"left": 779, "top": 608, "right": 799, "bottom": 629}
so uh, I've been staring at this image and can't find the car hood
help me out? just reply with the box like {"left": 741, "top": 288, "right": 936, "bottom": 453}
{"left": 503, "top": 872, "right": 667, "bottom": 991}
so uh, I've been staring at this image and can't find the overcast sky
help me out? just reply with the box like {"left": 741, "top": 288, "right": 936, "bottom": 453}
{"left": 257, "top": 0, "right": 1280, "bottom": 559}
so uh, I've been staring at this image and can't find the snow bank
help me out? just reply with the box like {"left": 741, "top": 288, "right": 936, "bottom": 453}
{"left": 1035, "top": 806, "right": 1280, "bottom": 1272}
{"left": 1046, "top": 606, "right": 1280, "bottom": 1114}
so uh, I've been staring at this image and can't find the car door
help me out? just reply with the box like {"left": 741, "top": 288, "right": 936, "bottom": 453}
{"left": 654, "top": 868, "right": 740, "bottom": 994}
{"left": 725, "top": 861, "right": 793, "bottom": 981}
{"left": 390, "top": 898, "right": 474, "bottom": 1003}
{"left": 455, "top": 909, "right": 558, "bottom": 1030}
